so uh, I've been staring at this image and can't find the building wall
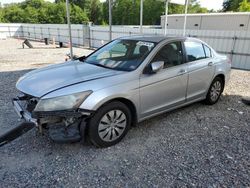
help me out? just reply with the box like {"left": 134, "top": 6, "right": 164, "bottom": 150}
{"left": 161, "top": 13, "right": 250, "bottom": 31}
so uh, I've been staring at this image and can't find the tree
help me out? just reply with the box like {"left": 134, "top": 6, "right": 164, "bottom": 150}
{"left": 239, "top": 0, "right": 250, "bottom": 11}
{"left": 1, "top": 0, "right": 88, "bottom": 24}
{"left": 0, "top": 8, "right": 3, "bottom": 22}
{"left": 168, "top": 3, "right": 183, "bottom": 15}
{"left": 88, "top": 0, "right": 102, "bottom": 24}
{"left": 0, "top": 0, "right": 210, "bottom": 25}
{"left": 23, "top": 6, "right": 39, "bottom": 23}
{"left": 70, "top": 4, "right": 89, "bottom": 24}
{"left": 46, "top": 2, "right": 66, "bottom": 23}
{"left": 101, "top": 0, "right": 109, "bottom": 25}
{"left": 2, "top": 4, "right": 25, "bottom": 23}
{"left": 188, "top": 0, "right": 208, "bottom": 13}
{"left": 112, "top": 0, "right": 140, "bottom": 25}
{"left": 55, "top": 0, "right": 100, "bottom": 24}
{"left": 20, "top": 0, "right": 45, "bottom": 9}
{"left": 144, "top": 0, "right": 164, "bottom": 25}
{"left": 223, "top": 0, "right": 243, "bottom": 11}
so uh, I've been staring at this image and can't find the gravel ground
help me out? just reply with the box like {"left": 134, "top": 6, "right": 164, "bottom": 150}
{"left": 0, "top": 39, "right": 249, "bottom": 187}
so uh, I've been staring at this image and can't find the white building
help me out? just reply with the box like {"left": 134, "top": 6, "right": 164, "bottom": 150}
{"left": 161, "top": 12, "right": 250, "bottom": 31}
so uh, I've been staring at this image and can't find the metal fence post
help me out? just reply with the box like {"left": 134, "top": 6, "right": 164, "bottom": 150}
{"left": 48, "top": 27, "right": 50, "bottom": 40}
{"left": 28, "top": 26, "right": 30, "bottom": 39}
{"left": 40, "top": 27, "right": 43, "bottom": 41}
{"left": 57, "top": 28, "right": 60, "bottom": 42}
{"left": 34, "top": 26, "right": 36, "bottom": 40}
{"left": 22, "top": 26, "right": 26, "bottom": 38}
{"left": 8, "top": 26, "right": 11, "bottom": 37}
{"left": 231, "top": 36, "right": 237, "bottom": 61}
{"left": 82, "top": 24, "right": 85, "bottom": 47}
{"left": 89, "top": 26, "right": 93, "bottom": 48}
{"left": 77, "top": 29, "right": 80, "bottom": 46}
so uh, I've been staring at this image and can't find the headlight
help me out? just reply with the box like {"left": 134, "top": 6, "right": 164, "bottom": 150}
{"left": 34, "top": 91, "right": 92, "bottom": 111}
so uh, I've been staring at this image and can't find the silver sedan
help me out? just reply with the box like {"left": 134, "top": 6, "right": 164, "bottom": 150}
{"left": 13, "top": 36, "right": 231, "bottom": 147}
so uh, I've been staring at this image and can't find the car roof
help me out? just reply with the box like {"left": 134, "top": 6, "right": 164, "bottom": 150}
{"left": 119, "top": 35, "right": 187, "bottom": 43}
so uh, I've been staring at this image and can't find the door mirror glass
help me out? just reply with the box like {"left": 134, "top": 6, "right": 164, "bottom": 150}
{"left": 151, "top": 61, "right": 164, "bottom": 73}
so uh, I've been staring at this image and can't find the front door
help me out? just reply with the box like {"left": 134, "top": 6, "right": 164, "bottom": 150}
{"left": 139, "top": 41, "right": 188, "bottom": 119}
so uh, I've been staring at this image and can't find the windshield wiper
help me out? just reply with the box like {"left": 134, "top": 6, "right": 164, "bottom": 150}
{"left": 85, "top": 61, "right": 127, "bottom": 71}
{"left": 91, "top": 63, "right": 111, "bottom": 69}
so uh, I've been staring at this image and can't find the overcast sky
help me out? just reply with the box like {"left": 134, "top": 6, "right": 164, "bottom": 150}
{"left": 0, "top": 0, "right": 224, "bottom": 11}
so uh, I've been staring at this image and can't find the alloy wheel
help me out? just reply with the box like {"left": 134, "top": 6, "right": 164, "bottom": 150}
{"left": 210, "top": 81, "right": 221, "bottom": 102}
{"left": 98, "top": 110, "right": 127, "bottom": 142}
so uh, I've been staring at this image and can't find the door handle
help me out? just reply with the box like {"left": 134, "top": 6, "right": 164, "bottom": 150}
{"left": 208, "top": 62, "right": 213, "bottom": 66}
{"left": 178, "top": 69, "right": 187, "bottom": 75}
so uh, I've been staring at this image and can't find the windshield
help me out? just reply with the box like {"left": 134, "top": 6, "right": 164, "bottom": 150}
{"left": 85, "top": 39, "right": 156, "bottom": 71}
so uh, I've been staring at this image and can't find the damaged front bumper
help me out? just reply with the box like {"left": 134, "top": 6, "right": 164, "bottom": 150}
{"left": 10, "top": 96, "right": 93, "bottom": 144}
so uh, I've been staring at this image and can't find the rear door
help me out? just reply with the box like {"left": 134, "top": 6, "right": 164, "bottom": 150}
{"left": 184, "top": 40, "right": 215, "bottom": 101}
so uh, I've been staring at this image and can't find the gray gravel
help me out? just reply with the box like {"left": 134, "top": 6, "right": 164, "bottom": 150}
{"left": 0, "top": 39, "right": 249, "bottom": 187}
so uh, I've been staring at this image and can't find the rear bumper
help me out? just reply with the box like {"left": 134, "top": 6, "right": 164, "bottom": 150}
{"left": 12, "top": 98, "right": 38, "bottom": 126}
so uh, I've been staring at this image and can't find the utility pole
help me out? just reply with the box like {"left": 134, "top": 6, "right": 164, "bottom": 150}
{"left": 164, "top": 0, "right": 169, "bottom": 36}
{"left": 109, "top": 0, "right": 112, "bottom": 41}
{"left": 140, "top": 0, "right": 143, "bottom": 34}
{"left": 183, "top": 0, "right": 189, "bottom": 36}
{"left": 66, "top": 0, "right": 73, "bottom": 59}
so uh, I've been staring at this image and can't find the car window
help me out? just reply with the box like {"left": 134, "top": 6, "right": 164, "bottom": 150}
{"left": 97, "top": 43, "right": 127, "bottom": 59}
{"left": 152, "top": 41, "right": 184, "bottom": 68}
{"left": 85, "top": 40, "right": 155, "bottom": 71}
{"left": 184, "top": 41, "right": 206, "bottom": 62}
{"left": 203, "top": 45, "right": 212, "bottom": 58}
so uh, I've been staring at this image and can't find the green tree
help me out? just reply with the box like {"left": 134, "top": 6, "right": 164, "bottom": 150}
{"left": 1, "top": 0, "right": 88, "bottom": 24}
{"left": 188, "top": 0, "right": 208, "bottom": 13}
{"left": 112, "top": 0, "right": 140, "bottom": 25}
{"left": 20, "top": 0, "right": 45, "bottom": 9}
{"left": 70, "top": 3, "right": 89, "bottom": 24}
{"left": 0, "top": 8, "right": 3, "bottom": 22}
{"left": 168, "top": 3, "right": 183, "bottom": 14}
{"left": 103, "top": 0, "right": 208, "bottom": 25}
{"left": 88, "top": 0, "right": 102, "bottom": 24}
{"left": 2, "top": 4, "right": 25, "bottom": 23}
{"left": 101, "top": 0, "right": 109, "bottom": 25}
{"left": 56, "top": 0, "right": 98, "bottom": 24}
{"left": 23, "top": 6, "right": 39, "bottom": 23}
{"left": 46, "top": 2, "right": 66, "bottom": 23}
{"left": 223, "top": 0, "right": 243, "bottom": 11}
{"left": 71, "top": 0, "right": 90, "bottom": 10}
{"left": 144, "top": 0, "right": 164, "bottom": 25}
{"left": 239, "top": 0, "right": 250, "bottom": 11}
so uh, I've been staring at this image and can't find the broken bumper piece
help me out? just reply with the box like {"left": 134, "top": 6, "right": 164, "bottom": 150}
{"left": 12, "top": 98, "right": 38, "bottom": 126}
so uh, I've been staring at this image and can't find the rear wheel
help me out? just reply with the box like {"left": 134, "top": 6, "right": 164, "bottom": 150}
{"left": 204, "top": 77, "right": 224, "bottom": 105}
{"left": 87, "top": 101, "right": 131, "bottom": 147}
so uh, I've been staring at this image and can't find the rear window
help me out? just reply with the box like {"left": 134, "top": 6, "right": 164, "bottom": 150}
{"left": 184, "top": 41, "right": 206, "bottom": 62}
{"left": 203, "top": 45, "right": 212, "bottom": 58}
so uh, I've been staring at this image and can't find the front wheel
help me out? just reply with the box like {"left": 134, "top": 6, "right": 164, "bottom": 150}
{"left": 87, "top": 101, "right": 131, "bottom": 147}
{"left": 204, "top": 77, "right": 224, "bottom": 105}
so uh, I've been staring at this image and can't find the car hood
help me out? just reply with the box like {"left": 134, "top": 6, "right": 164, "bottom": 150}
{"left": 16, "top": 61, "right": 123, "bottom": 97}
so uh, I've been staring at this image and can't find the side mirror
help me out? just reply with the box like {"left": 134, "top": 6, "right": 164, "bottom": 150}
{"left": 151, "top": 61, "right": 164, "bottom": 73}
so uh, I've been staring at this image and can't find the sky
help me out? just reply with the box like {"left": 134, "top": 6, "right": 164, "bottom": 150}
{"left": 0, "top": 0, "right": 224, "bottom": 11}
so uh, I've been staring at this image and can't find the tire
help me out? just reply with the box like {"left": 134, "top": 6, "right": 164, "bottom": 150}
{"left": 87, "top": 101, "right": 131, "bottom": 147}
{"left": 242, "top": 97, "right": 250, "bottom": 106}
{"left": 204, "top": 77, "right": 224, "bottom": 105}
